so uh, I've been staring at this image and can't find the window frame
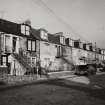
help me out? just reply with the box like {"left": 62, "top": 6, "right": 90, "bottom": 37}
{"left": 27, "top": 39, "right": 36, "bottom": 52}
{"left": 1, "top": 55, "right": 8, "bottom": 66}
{"left": 21, "top": 24, "right": 30, "bottom": 36}
{"left": 56, "top": 45, "right": 63, "bottom": 58}
{"left": 40, "top": 30, "right": 48, "bottom": 40}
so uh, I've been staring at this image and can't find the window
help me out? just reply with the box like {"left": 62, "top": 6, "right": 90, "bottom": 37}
{"left": 27, "top": 40, "right": 36, "bottom": 51}
{"left": 89, "top": 46, "right": 93, "bottom": 51}
{"left": 1, "top": 55, "right": 8, "bottom": 66}
{"left": 40, "top": 30, "right": 48, "bottom": 40}
{"left": 60, "top": 36, "right": 65, "bottom": 45}
{"left": 26, "top": 26, "right": 30, "bottom": 35}
{"left": 69, "top": 39, "right": 73, "bottom": 46}
{"left": 83, "top": 44, "right": 86, "bottom": 50}
{"left": 5, "top": 35, "right": 12, "bottom": 52}
{"left": 56, "top": 46, "right": 62, "bottom": 57}
{"left": 36, "top": 40, "right": 40, "bottom": 52}
{"left": 32, "top": 41, "right": 36, "bottom": 51}
{"left": 86, "top": 44, "right": 89, "bottom": 50}
{"left": 93, "top": 47, "right": 96, "bottom": 52}
{"left": 80, "top": 43, "right": 83, "bottom": 49}
{"left": 27, "top": 40, "right": 31, "bottom": 51}
{"left": 21, "top": 25, "right": 25, "bottom": 35}
{"left": 74, "top": 41, "right": 80, "bottom": 48}
{"left": 21, "top": 25, "right": 30, "bottom": 36}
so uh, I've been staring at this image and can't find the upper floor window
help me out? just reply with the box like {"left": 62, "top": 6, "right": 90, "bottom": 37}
{"left": 27, "top": 40, "right": 31, "bottom": 51}
{"left": 74, "top": 41, "right": 80, "bottom": 48}
{"left": 93, "top": 47, "right": 96, "bottom": 52}
{"left": 32, "top": 41, "right": 36, "bottom": 51}
{"left": 86, "top": 44, "right": 90, "bottom": 50}
{"left": 65, "top": 38, "right": 73, "bottom": 46}
{"left": 89, "top": 46, "right": 93, "bottom": 51}
{"left": 40, "top": 29, "right": 48, "bottom": 40}
{"left": 83, "top": 44, "right": 86, "bottom": 50}
{"left": 21, "top": 24, "right": 30, "bottom": 36}
{"left": 27, "top": 40, "right": 36, "bottom": 51}
{"left": 60, "top": 36, "right": 65, "bottom": 45}
{"left": 56, "top": 45, "right": 63, "bottom": 58}
{"left": 80, "top": 42, "right": 83, "bottom": 49}
{"left": 69, "top": 38, "right": 73, "bottom": 46}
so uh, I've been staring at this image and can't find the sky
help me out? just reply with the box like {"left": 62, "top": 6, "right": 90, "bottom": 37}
{"left": 0, "top": 0, "right": 105, "bottom": 48}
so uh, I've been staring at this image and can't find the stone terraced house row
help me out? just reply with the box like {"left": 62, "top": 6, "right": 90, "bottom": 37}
{"left": 0, "top": 18, "right": 105, "bottom": 75}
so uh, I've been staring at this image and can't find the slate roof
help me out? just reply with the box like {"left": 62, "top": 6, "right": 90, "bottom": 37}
{"left": 0, "top": 19, "right": 20, "bottom": 35}
{"left": 48, "top": 33, "right": 60, "bottom": 45}
{"left": 31, "top": 28, "right": 60, "bottom": 45}
{"left": 30, "top": 28, "right": 41, "bottom": 40}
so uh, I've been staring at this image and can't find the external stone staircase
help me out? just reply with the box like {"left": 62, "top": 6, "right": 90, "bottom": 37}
{"left": 12, "top": 53, "right": 33, "bottom": 74}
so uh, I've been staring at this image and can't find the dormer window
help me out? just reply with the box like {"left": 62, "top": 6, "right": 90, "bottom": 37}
{"left": 80, "top": 42, "right": 83, "bottom": 49}
{"left": 65, "top": 38, "right": 73, "bottom": 46}
{"left": 89, "top": 46, "right": 93, "bottom": 51}
{"left": 74, "top": 41, "right": 80, "bottom": 48}
{"left": 69, "top": 38, "right": 73, "bottom": 46}
{"left": 86, "top": 44, "right": 90, "bottom": 50}
{"left": 83, "top": 44, "right": 86, "bottom": 50}
{"left": 99, "top": 49, "right": 101, "bottom": 54}
{"left": 21, "top": 24, "right": 30, "bottom": 36}
{"left": 60, "top": 36, "right": 65, "bottom": 45}
{"left": 40, "top": 29, "right": 48, "bottom": 40}
{"left": 93, "top": 47, "right": 96, "bottom": 52}
{"left": 102, "top": 50, "right": 104, "bottom": 55}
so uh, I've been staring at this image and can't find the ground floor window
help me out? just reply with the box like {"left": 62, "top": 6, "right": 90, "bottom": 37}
{"left": 1, "top": 55, "right": 8, "bottom": 66}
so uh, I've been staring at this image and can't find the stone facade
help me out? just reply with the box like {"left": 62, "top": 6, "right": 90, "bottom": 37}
{"left": 0, "top": 18, "right": 105, "bottom": 75}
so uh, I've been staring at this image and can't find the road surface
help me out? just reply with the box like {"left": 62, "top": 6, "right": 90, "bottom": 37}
{"left": 0, "top": 74, "right": 105, "bottom": 105}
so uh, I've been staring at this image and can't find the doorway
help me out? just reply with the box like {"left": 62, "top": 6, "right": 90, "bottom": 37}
{"left": 12, "top": 37, "right": 17, "bottom": 52}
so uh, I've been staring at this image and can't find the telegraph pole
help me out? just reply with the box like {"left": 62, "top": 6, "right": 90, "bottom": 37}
{"left": 95, "top": 42, "right": 96, "bottom": 61}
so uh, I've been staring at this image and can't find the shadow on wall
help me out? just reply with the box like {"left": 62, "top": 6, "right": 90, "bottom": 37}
{"left": 46, "top": 57, "right": 74, "bottom": 72}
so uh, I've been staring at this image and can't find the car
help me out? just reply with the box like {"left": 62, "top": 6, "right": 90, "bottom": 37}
{"left": 75, "top": 64, "right": 96, "bottom": 76}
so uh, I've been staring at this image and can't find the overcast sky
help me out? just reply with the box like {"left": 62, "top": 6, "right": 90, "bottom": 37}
{"left": 0, "top": 0, "right": 105, "bottom": 48}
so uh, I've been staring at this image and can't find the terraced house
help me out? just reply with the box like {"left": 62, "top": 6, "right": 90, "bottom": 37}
{"left": 0, "top": 18, "right": 105, "bottom": 76}
{"left": 0, "top": 19, "right": 40, "bottom": 75}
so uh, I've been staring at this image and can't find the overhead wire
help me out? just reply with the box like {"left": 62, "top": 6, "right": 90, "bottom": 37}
{"left": 31, "top": 0, "right": 89, "bottom": 42}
